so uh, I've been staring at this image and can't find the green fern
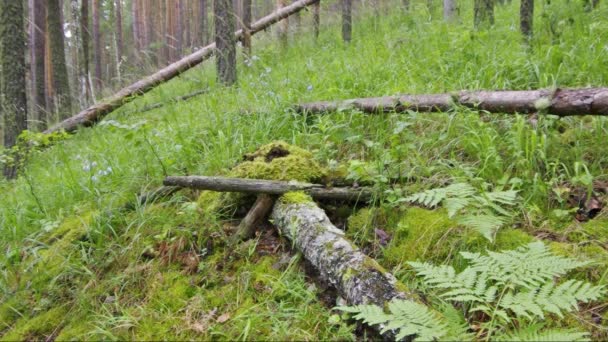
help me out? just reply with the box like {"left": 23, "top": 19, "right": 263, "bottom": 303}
{"left": 402, "top": 183, "right": 519, "bottom": 241}
{"left": 337, "top": 299, "right": 448, "bottom": 341}
{"left": 496, "top": 326, "right": 590, "bottom": 341}
{"left": 409, "top": 242, "right": 605, "bottom": 338}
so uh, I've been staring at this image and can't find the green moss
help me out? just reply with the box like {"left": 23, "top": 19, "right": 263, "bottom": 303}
{"left": 147, "top": 271, "right": 195, "bottom": 312}
{"left": 54, "top": 319, "right": 94, "bottom": 341}
{"left": 197, "top": 142, "right": 325, "bottom": 215}
{"left": 1, "top": 306, "right": 67, "bottom": 341}
{"left": 566, "top": 219, "right": 608, "bottom": 243}
{"left": 280, "top": 191, "right": 313, "bottom": 205}
{"left": 549, "top": 241, "right": 608, "bottom": 285}
{"left": 0, "top": 296, "right": 27, "bottom": 332}
{"left": 493, "top": 228, "right": 535, "bottom": 250}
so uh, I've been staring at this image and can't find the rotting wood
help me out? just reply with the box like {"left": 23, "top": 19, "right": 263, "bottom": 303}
{"left": 230, "top": 194, "right": 274, "bottom": 243}
{"left": 44, "top": 0, "right": 321, "bottom": 134}
{"left": 138, "top": 89, "right": 209, "bottom": 113}
{"left": 163, "top": 175, "right": 372, "bottom": 202}
{"left": 271, "top": 198, "right": 414, "bottom": 338}
{"left": 295, "top": 88, "right": 608, "bottom": 116}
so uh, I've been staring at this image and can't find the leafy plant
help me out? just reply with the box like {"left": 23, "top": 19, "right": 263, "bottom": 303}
{"left": 409, "top": 242, "right": 605, "bottom": 339}
{"left": 401, "top": 182, "right": 519, "bottom": 240}
{"left": 337, "top": 299, "right": 448, "bottom": 341}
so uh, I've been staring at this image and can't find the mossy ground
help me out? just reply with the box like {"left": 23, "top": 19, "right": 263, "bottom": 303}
{"left": 2, "top": 0, "right": 608, "bottom": 340}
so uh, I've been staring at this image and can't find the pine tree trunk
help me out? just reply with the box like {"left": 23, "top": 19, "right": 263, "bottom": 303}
{"left": 474, "top": 0, "right": 494, "bottom": 28}
{"left": 47, "top": 0, "right": 72, "bottom": 116}
{"left": 92, "top": 0, "right": 102, "bottom": 93}
{"left": 32, "top": 0, "right": 48, "bottom": 128}
{"left": 132, "top": 0, "right": 141, "bottom": 51}
{"left": 1, "top": 0, "right": 28, "bottom": 178}
{"left": 199, "top": 0, "right": 208, "bottom": 46}
{"left": 313, "top": 1, "right": 320, "bottom": 40}
{"left": 341, "top": 0, "right": 352, "bottom": 43}
{"left": 115, "top": 0, "right": 123, "bottom": 73}
{"left": 176, "top": 0, "right": 184, "bottom": 58}
{"left": 292, "top": 0, "right": 301, "bottom": 29}
{"left": 242, "top": 0, "right": 253, "bottom": 55}
{"left": 276, "top": 0, "right": 288, "bottom": 47}
{"left": 214, "top": 0, "right": 237, "bottom": 85}
{"left": 520, "top": 0, "right": 533, "bottom": 39}
{"left": 443, "top": 0, "right": 457, "bottom": 21}
{"left": 403, "top": 0, "right": 410, "bottom": 11}
{"left": 80, "top": 0, "right": 92, "bottom": 102}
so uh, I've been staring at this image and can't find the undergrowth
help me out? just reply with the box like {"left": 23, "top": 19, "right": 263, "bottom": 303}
{"left": 2, "top": 0, "right": 608, "bottom": 340}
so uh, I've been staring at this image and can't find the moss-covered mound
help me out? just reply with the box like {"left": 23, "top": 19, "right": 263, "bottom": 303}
{"left": 197, "top": 141, "right": 326, "bottom": 216}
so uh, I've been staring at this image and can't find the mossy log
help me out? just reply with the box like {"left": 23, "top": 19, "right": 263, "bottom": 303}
{"left": 163, "top": 176, "right": 373, "bottom": 202}
{"left": 271, "top": 198, "right": 414, "bottom": 338}
{"left": 295, "top": 88, "right": 608, "bottom": 116}
{"left": 44, "top": 0, "right": 321, "bottom": 134}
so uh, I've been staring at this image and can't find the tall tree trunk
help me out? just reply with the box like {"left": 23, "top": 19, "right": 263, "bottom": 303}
{"left": 1, "top": 0, "right": 28, "bottom": 178}
{"left": 92, "top": 0, "right": 102, "bottom": 93}
{"left": 32, "top": 0, "right": 48, "bottom": 129}
{"left": 242, "top": 0, "right": 253, "bottom": 55}
{"left": 80, "top": 0, "right": 92, "bottom": 102}
{"left": 520, "top": 0, "right": 533, "bottom": 40}
{"left": 115, "top": 0, "right": 123, "bottom": 75}
{"left": 276, "top": 0, "right": 288, "bottom": 47}
{"left": 176, "top": 0, "right": 184, "bottom": 58}
{"left": 443, "top": 0, "right": 457, "bottom": 21}
{"left": 341, "top": 0, "right": 352, "bottom": 43}
{"left": 47, "top": 0, "right": 72, "bottom": 116}
{"left": 312, "top": 0, "right": 320, "bottom": 41}
{"left": 292, "top": 0, "right": 301, "bottom": 29}
{"left": 199, "top": 0, "right": 208, "bottom": 46}
{"left": 403, "top": 0, "right": 410, "bottom": 11}
{"left": 474, "top": 0, "right": 494, "bottom": 28}
{"left": 214, "top": 0, "right": 237, "bottom": 85}
{"left": 132, "top": 0, "right": 141, "bottom": 51}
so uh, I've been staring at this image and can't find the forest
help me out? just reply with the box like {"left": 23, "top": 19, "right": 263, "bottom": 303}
{"left": 0, "top": 0, "right": 607, "bottom": 340}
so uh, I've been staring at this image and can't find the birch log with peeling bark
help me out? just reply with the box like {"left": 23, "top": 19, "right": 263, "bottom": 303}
{"left": 296, "top": 88, "right": 608, "bottom": 116}
{"left": 271, "top": 199, "right": 413, "bottom": 336}
{"left": 163, "top": 176, "right": 373, "bottom": 202}
{"left": 44, "top": 0, "right": 320, "bottom": 134}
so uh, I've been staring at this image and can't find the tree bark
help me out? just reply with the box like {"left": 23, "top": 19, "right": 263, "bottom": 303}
{"left": 312, "top": 0, "right": 320, "bottom": 40}
{"left": 231, "top": 194, "right": 274, "bottom": 243}
{"left": 92, "top": 0, "right": 102, "bottom": 93}
{"left": 215, "top": 0, "right": 237, "bottom": 85}
{"left": 47, "top": 0, "right": 72, "bottom": 116}
{"left": 276, "top": 0, "right": 288, "bottom": 47}
{"left": 520, "top": 0, "right": 533, "bottom": 40}
{"left": 271, "top": 200, "right": 412, "bottom": 313}
{"left": 474, "top": 0, "right": 494, "bottom": 28}
{"left": 199, "top": 0, "right": 209, "bottom": 46}
{"left": 132, "top": 0, "right": 141, "bottom": 51}
{"left": 295, "top": 88, "right": 608, "bottom": 117}
{"left": 342, "top": 0, "right": 352, "bottom": 43}
{"left": 80, "top": 0, "right": 92, "bottom": 101}
{"left": 242, "top": 0, "right": 253, "bottom": 55}
{"left": 443, "top": 0, "right": 457, "bottom": 21}
{"left": 32, "top": 0, "right": 48, "bottom": 129}
{"left": 115, "top": 0, "right": 123, "bottom": 73}
{"left": 44, "top": 0, "right": 320, "bottom": 134}
{"left": 1, "top": 0, "right": 28, "bottom": 178}
{"left": 176, "top": 0, "right": 184, "bottom": 58}
{"left": 163, "top": 176, "right": 373, "bottom": 202}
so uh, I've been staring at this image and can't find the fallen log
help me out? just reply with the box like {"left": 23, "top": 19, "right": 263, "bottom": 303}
{"left": 271, "top": 196, "right": 413, "bottom": 337}
{"left": 45, "top": 0, "right": 321, "bottom": 134}
{"left": 295, "top": 88, "right": 608, "bottom": 116}
{"left": 138, "top": 88, "right": 209, "bottom": 113}
{"left": 163, "top": 175, "right": 372, "bottom": 202}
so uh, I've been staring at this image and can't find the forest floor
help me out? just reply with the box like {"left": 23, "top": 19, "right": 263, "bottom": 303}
{"left": 2, "top": 1, "right": 608, "bottom": 341}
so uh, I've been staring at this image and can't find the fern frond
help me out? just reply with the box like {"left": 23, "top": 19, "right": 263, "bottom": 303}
{"left": 496, "top": 327, "right": 590, "bottom": 341}
{"left": 337, "top": 300, "right": 448, "bottom": 341}
{"left": 457, "top": 213, "right": 505, "bottom": 241}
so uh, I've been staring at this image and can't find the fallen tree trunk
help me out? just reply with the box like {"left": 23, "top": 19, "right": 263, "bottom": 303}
{"left": 163, "top": 175, "right": 372, "bottom": 202}
{"left": 45, "top": 0, "right": 321, "bottom": 134}
{"left": 139, "top": 89, "right": 209, "bottom": 113}
{"left": 295, "top": 88, "right": 608, "bottom": 116}
{"left": 271, "top": 198, "right": 413, "bottom": 337}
